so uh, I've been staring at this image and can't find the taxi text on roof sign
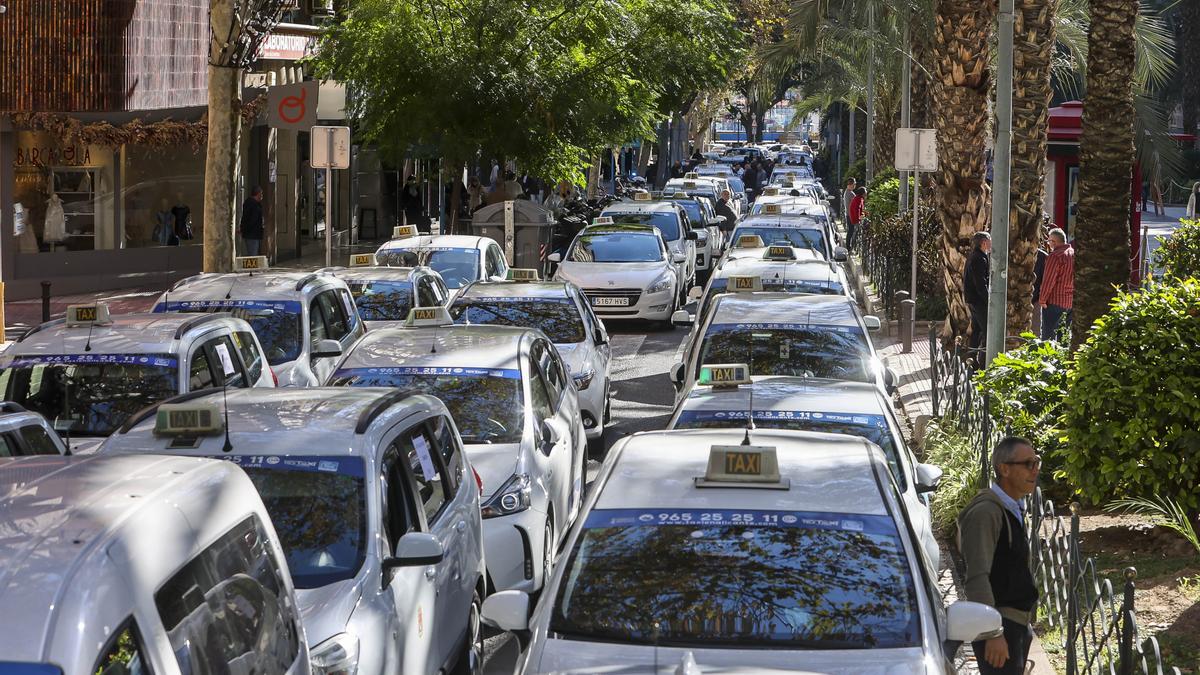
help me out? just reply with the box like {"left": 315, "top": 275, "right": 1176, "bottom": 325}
{"left": 697, "top": 363, "right": 751, "bottom": 387}
{"left": 233, "top": 256, "right": 269, "bottom": 273}
{"left": 684, "top": 172, "right": 699, "bottom": 179}
{"left": 65, "top": 302, "right": 112, "bottom": 326}
{"left": 394, "top": 225, "right": 418, "bottom": 238}
{"left": 349, "top": 253, "right": 377, "bottom": 267}
{"left": 763, "top": 203, "right": 783, "bottom": 215}
{"left": 736, "top": 234, "right": 765, "bottom": 248}
{"left": 765, "top": 245, "right": 795, "bottom": 260}
{"left": 696, "top": 445, "right": 788, "bottom": 489}
{"left": 154, "top": 403, "right": 224, "bottom": 436}
{"left": 762, "top": 187, "right": 779, "bottom": 196}
{"left": 633, "top": 191, "right": 652, "bottom": 201}
{"left": 592, "top": 216, "right": 614, "bottom": 225}
{"left": 405, "top": 306, "right": 453, "bottom": 327}
{"left": 683, "top": 181, "right": 697, "bottom": 189}
{"left": 726, "top": 275, "right": 762, "bottom": 292}
{"left": 507, "top": 268, "right": 540, "bottom": 282}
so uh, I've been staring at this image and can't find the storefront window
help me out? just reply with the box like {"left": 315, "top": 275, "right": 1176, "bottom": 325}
{"left": 121, "top": 144, "right": 205, "bottom": 249}
{"left": 13, "top": 132, "right": 116, "bottom": 253}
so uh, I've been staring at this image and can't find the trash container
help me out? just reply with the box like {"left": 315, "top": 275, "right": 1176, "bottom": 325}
{"left": 470, "top": 201, "right": 556, "bottom": 274}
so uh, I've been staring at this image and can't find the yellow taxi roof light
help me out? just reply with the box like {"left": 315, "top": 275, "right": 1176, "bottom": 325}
{"left": 697, "top": 445, "right": 788, "bottom": 489}
{"left": 393, "top": 225, "right": 419, "bottom": 238}
{"left": 405, "top": 306, "right": 454, "bottom": 327}
{"left": 154, "top": 403, "right": 224, "bottom": 437}
{"left": 633, "top": 191, "right": 653, "bottom": 201}
{"left": 65, "top": 302, "right": 112, "bottom": 327}
{"left": 763, "top": 204, "right": 783, "bottom": 214}
{"left": 764, "top": 246, "right": 795, "bottom": 261}
{"left": 726, "top": 275, "right": 763, "bottom": 292}
{"left": 233, "top": 256, "right": 269, "bottom": 273}
{"left": 736, "top": 234, "right": 765, "bottom": 249}
{"left": 349, "top": 253, "right": 377, "bottom": 267}
{"left": 507, "top": 268, "right": 540, "bottom": 282}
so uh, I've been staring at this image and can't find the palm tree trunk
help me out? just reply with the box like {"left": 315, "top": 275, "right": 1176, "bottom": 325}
{"left": 910, "top": 17, "right": 933, "bottom": 130}
{"left": 1180, "top": 0, "right": 1200, "bottom": 143}
{"left": 1006, "top": 0, "right": 1057, "bottom": 339}
{"left": 873, "top": 88, "right": 900, "bottom": 172}
{"left": 932, "top": 0, "right": 995, "bottom": 339}
{"left": 1072, "top": 0, "right": 1138, "bottom": 349}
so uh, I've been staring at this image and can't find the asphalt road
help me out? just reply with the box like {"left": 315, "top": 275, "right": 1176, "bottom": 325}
{"left": 482, "top": 320, "right": 689, "bottom": 673}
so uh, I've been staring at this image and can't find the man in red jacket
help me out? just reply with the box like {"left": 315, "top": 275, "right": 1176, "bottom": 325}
{"left": 848, "top": 187, "right": 866, "bottom": 249}
{"left": 1039, "top": 227, "right": 1074, "bottom": 341}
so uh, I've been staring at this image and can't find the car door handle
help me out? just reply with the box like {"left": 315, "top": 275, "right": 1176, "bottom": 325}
{"left": 455, "top": 520, "right": 467, "bottom": 533}
{"left": 424, "top": 567, "right": 437, "bottom": 581}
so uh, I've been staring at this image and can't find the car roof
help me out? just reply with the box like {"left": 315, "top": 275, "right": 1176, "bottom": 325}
{"left": 715, "top": 256, "right": 841, "bottom": 283}
{"left": 458, "top": 281, "right": 573, "bottom": 300}
{"left": 737, "top": 216, "right": 825, "bottom": 228}
{"left": 723, "top": 247, "right": 825, "bottom": 263}
{"left": 4, "top": 312, "right": 239, "bottom": 358}
{"left": 378, "top": 234, "right": 493, "bottom": 252}
{"left": 582, "top": 223, "right": 660, "bottom": 236}
{"left": 0, "top": 454, "right": 253, "bottom": 662}
{"left": 708, "top": 293, "right": 861, "bottom": 327}
{"left": 603, "top": 201, "right": 679, "bottom": 214}
{"left": 167, "top": 270, "right": 340, "bottom": 302}
{"left": 596, "top": 429, "right": 888, "bottom": 515}
{"left": 337, "top": 325, "right": 531, "bottom": 373}
{"left": 326, "top": 266, "right": 423, "bottom": 283}
{"left": 680, "top": 377, "right": 892, "bottom": 416}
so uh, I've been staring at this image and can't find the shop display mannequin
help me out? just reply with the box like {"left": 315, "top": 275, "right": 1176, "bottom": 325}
{"left": 170, "top": 193, "right": 191, "bottom": 242}
{"left": 44, "top": 192, "right": 66, "bottom": 248}
{"left": 154, "top": 198, "right": 177, "bottom": 246}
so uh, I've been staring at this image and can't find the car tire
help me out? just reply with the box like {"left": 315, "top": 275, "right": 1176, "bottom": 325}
{"left": 602, "top": 380, "right": 612, "bottom": 424}
{"left": 541, "top": 517, "right": 556, "bottom": 590}
{"left": 451, "top": 588, "right": 484, "bottom": 675}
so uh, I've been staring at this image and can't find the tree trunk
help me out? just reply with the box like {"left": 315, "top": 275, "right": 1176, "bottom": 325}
{"left": 932, "top": 0, "right": 995, "bottom": 340}
{"left": 656, "top": 121, "right": 671, "bottom": 187}
{"left": 848, "top": 108, "right": 857, "bottom": 166}
{"left": 637, "top": 141, "right": 652, "bottom": 176}
{"left": 873, "top": 88, "right": 900, "bottom": 173}
{"left": 1181, "top": 0, "right": 1200, "bottom": 143}
{"left": 1073, "top": 0, "right": 1137, "bottom": 349}
{"left": 910, "top": 21, "right": 933, "bottom": 130}
{"left": 754, "top": 109, "right": 767, "bottom": 144}
{"left": 587, "top": 154, "right": 602, "bottom": 199}
{"left": 1006, "top": 0, "right": 1057, "bottom": 340}
{"left": 203, "top": 63, "right": 242, "bottom": 272}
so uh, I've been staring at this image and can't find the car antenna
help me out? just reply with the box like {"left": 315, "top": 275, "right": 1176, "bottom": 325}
{"left": 743, "top": 347, "right": 755, "bottom": 446}
{"left": 224, "top": 274, "right": 238, "bottom": 300}
{"left": 221, "top": 383, "right": 233, "bottom": 452}
{"left": 430, "top": 323, "right": 439, "bottom": 354}
{"left": 83, "top": 320, "right": 95, "bottom": 352}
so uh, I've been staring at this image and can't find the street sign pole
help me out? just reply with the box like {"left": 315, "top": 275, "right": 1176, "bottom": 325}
{"left": 326, "top": 132, "right": 333, "bottom": 268}
{"left": 311, "top": 126, "right": 351, "bottom": 268}
{"left": 986, "top": 0, "right": 1016, "bottom": 365}
{"left": 895, "top": 128, "right": 938, "bottom": 309}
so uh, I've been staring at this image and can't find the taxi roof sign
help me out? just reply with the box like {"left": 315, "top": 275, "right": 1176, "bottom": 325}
{"left": 683, "top": 181, "right": 697, "bottom": 189}
{"left": 349, "top": 253, "right": 377, "bottom": 268}
{"left": 393, "top": 225, "right": 419, "bottom": 238}
{"left": 762, "top": 187, "right": 779, "bottom": 196}
{"left": 697, "top": 445, "right": 788, "bottom": 489}
{"left": 726, "top": 275, "right": 763, "bottom": 292}
{"left": 763, "top": 203, "right": 783, "bottom": 215}
{"left": 405, "top": 306, "right": 453, "bottom": 327}
{"left": 154, "top": 403, "right": 224, "bottom": 437}
{"left": 65, "top": 302, "right": 111, "bottom": 326}
{"left": 736, "top": 234, "right": 765, "bottom": 249}
{"left": 233, "top": 256, "right": 269, "bottom": 273}
{"left": 593, "top": 216, "right": 614, "bottom": 226}
{"left": 507, "top": 268, "right": 540, "bottom": 282}
{"left": 697, "top": 363, "right": 751, "bottom": 388}
{"left": 684, "top": 172, "right": 700, "bottom": 179}
{"left": 764, "top": 245, "right": 795, "bottom": 261}
{"left": 633, "top": 191, "right": 653, "bottom": 201}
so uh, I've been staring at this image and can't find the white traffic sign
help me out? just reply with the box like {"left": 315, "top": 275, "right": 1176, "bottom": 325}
{"left": 311, "top": 126, "right": 351, "bottom": 169}
{"left": 895, "top": 128, "right": 938, "bottom": 172}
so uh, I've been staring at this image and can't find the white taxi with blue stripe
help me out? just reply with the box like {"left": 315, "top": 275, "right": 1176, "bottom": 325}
{"left": 375, "top": 228, "right": 511, "bottom": 297}
{"left": 480, "top": 429, "right": 1000, "bottom": 674}
{"left": 723, "top": 218, "right": 845, "bottom": 264}
{"left": 667, "top": 366, "right": 942, "bottom": 567}
{"left": 450, "top": 277, "right": 612, "bottom": 440}
{"left": 324, "top": 253, "right": 452, "bottom": 329}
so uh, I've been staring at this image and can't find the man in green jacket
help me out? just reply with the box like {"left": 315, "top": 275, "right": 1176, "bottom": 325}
{"left": 957, "top": 436, "right": 1041, "bottom": 674}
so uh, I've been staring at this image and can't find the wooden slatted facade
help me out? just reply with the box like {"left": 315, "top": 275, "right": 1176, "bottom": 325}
{"left": 0, "top": 0, "right": 207, "bottom": 113}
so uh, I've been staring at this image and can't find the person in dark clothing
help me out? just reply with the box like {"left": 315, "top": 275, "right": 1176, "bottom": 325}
{"left": 958, "top": 436, "right": 1041, "bottom": 674}
{"left": 400, "top": 176, "right": 428, "bottom": 233}
{"left": 715, "top": 190, "right": 738, "bottom": 232}
{"left": 239, "top": 187, "right": 264, "bottom": 256}
{"left": 963, "top": 231, "right": 991, "bottom": 351}
{"left": 670, "top": 161, "right": 685, "bottom": 179}
{"left": 743, "top": 164, "right": 760, "bottom": 200}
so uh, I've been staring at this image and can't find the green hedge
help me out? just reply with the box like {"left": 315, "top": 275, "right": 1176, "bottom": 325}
{"left": 1152, "top": 218, "right": 1200, "bottom": 280}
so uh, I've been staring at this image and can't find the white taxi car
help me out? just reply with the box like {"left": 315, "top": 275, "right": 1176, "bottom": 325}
{"left": 550, "top": 222, "right": 686, "bottom": 324}
{"left": 0, "top": 302, "right": 273, "bottom": 453}
{"left": 0, "top": 402, "right": 67, "bottom": 455}
{"left": 327, "top": 311, "right": 586, "bottom": 594}
{"left": 670, "top": 292, "right": 895, "bottom": 399}
{"left": 103, "top": 387, "right": 487, "bottom": 675}
{"left": 676, "top": 254, "right": 852, "bottom": 327}
{"left": 375, "top": 229, "right": 510, "bottom": 297}
{"left": 661, "top": 192, "right": 726, "bottom": 279}
{"left": 325, "top": 253, "right": 452, "bottom": 329}
{"left": 0, "top": 454, "right": 310, "bottom": 675}
{"left": 666, "top": 366, "right": 942, "bottom": 566}
{"left": 600, "top": 196, "right": 698, "bottom": 292}
{"left": 726, "top": 215, "right": 846, "bottom": 263}
{"left": 666, "top": 174, "right": 743, "bottom": 218}
{"left": 450, "top": 278, "right": 612, "bottom": 441}
{"left": 481, "top": 430, "right": 1000, "bottom": 674}
{"left": 155, "top": 257, "right": 365, "bottom": 387}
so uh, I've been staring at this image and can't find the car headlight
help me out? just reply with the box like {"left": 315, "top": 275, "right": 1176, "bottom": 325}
{"left": 648, "top": 273, "right": 674, "bottom": 294}
{"left": 481, "top": 473, "right": 532, "bottom": 518}
{"left": 572, "top": 368, "right": 595, "bottom": 390}
{"left": 311, "top": 633, "right": 359, "bottom": 675}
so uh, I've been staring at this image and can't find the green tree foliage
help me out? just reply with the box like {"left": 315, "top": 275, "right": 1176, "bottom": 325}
{"left": 1063, "top": 280, "right": 1200, "bottom": 513}
{"left": 865, "top": 168, "right": 899, "bottom": 221}
{"left": 1152, "top": 219, "right": 1200, "bottom": 280}
{"left": 921, "top": 419, "right": 983, "bottom": 535}
{"left": 314, "top": 0, "right": 742, "bottom": 181}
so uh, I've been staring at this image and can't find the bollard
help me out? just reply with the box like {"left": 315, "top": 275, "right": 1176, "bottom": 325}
{"left": 1119, "top": 567, "right": 1137, "bottom": 675}
{"left": 41, "top": 281, "right": 51, "bottom": 323}
{"left": 892, "top": 291, "right": 909, "bottom": 338}
{"left": 900, "top": 299, "right": 915, "bottom": 353}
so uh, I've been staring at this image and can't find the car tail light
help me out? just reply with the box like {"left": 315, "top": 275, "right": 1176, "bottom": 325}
{"left": 473, "top": 467, "right": 483, "bottom": 495}
{"left": 269, "top": 367, "right": 279, "bottom": 387}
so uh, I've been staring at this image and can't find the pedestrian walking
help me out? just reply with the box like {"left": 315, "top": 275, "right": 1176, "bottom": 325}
{"left": 715, "top": 190, "right": 738, "bottom": 233}
{"left": 1039, "top": 227, "right": 1074, "bottom": 341}
{"left": 401, "top": 176, "right": 428, "bottom": 232}
{"left": 957, "top": 436, "right": 1041, "bottom": 675}
{"left": 841, "top": 178, "right": 857, "bottom": 225}
{"left": 744, "top": 163, "right": 760, "bottom": 201}
{"left": 1186, "top": 181, "right": 1200, "bottom": 220}
{"left": 240, "top": 186, "right": 264, "bottom": 257}
{"left": 671, "top": 161, "right": 685, "bottom": 179}
{"left": 964, "top": 231, "right": 991, "bottom": 351}
{"left": 847, "top": 186, "right": 866, "bottom": 250}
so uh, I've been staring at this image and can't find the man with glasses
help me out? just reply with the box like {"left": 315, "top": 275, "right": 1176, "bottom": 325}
{"left": 957, "top": 436, "right": 1041, "bottom": 674}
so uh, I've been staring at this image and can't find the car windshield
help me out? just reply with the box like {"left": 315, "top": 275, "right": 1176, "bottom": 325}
{"left": 550, "top": 508, "right": 919, "bottom": 649}
{"left": 450, "top": 297, "right": 585, "bottom": 343}
{"left": 733, "top": 227, "right": 827, "bottom": 255}
{"left": 698, "top": 323, "right": 872, "bottom": 381}
{"left": 0, "top": 354, "right": 179, "bottom": 436}
{"left": 569, "top": 233, "right": 663, "bottom": 263}
{"left": 673, "top": 410, "right": 905, "bottom": 490}
{"left": 157, "top": 300, "right": 303, "bottom": 365}
{"left": 727, "top": 177, "right": 745, "bottom": 193}
{"left": 604, "top": 211, "right": 681, "bottom": 241}
{"left": 329, "top": 367, "right": 525, "bottom": 444}
{"left": 376, "top": 248, "right": 480, "bottom": 288}
{"left": 229, "top": 455, "right": 367, "bottom": 589}
{"left": 347, "top": 280, "right": 413, "bottom": 321}
{"left": 674, "top": 201, "right": 704, "bottom": 228}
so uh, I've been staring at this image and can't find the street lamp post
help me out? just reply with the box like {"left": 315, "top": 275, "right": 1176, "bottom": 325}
{"left": 986, "top": 0, "right": 1015, "bottom": 365}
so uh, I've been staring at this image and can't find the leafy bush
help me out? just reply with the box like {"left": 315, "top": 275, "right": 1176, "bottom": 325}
{"left": 865, "top": 173, "right": 910, "bottom": 222}
{"left": 1152, "top": 219, "right": 1200, "bottom": 280}
{"left": 922, "top": 418, "right": 982, "bottom": 535}
{"left": 844, "top": 158, "right": 866, "bottom": 185}
{"left": 860, "top": 202, "right": 945, "bottom": 318}
{"left": 1063, "top": 279, "right": 1200, "bottom": 514}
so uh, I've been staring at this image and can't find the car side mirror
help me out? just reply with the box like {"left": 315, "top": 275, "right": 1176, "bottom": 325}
{"left": 863, "top": 315, "right": 882, "bottom": 332}
{"left": 540, "top": 418, "right": 564, "bottom": 453}
{"left": 686, "top": 231, "right": 699, "bottom": 241}
{"left": 916, "top": 463, "right": 944, "bottom": 494}
{"left": 670, "top": 361, "right": 686, "bottom": 389}
{"left": 671, "top": 310, "right": 693, "bottom": 327}
{"left": 946, "top": 600, "right": 1002, "bottom": 644}
{"left": 481, "top": 590, "right": 531, "bottom": 632}
{"left": 833, "top": 246, "right": 849, "bottom": 263}
{"left": 671, "top": 253, "right": 687, "bottom": 264}
{"left": 313, "top": 339, "right": 343, "bottom": 359}
{"left": 547, "top": 252, "right": 562, "bottom": 263}
{"left": 382, "top": 532, "right": 445, "bottom": 583}
{"left": 715, "top": 215, "right": 728, "bottom": 224}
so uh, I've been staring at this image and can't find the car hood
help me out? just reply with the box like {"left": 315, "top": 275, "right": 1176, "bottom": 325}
{"left": 364, "top": 319, "right": 406, "bottom": 331}
{"left": 296, "top": 577, "right": 365, "bottom": 647}
{"left": 532, "top": 640, "right": 929, "bottom": 674}
{"left": 464, "top": 442, "right": 522, "bottom": 501}
{"left": 557, "top": 262, "right": 670, "bottom": 289}
{"left": 553, "top": 342, "right": 587, "bottom": 375}
{"left": 68, "top": 437, "right": 106, "bottom": 455}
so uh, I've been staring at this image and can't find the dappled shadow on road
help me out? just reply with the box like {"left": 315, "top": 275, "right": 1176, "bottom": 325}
{"left": 613, "top": 371, "right": 676, "bottom": 407}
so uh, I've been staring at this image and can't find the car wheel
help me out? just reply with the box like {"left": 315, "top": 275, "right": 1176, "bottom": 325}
{"left": 602, "top": 380, "right": 612, "bottom": 424}
{"left": 542, "top": 518, "right": 556, "bottom": 590}
{"left": 451, "top": 589, "right": 484, "bottom": 675}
